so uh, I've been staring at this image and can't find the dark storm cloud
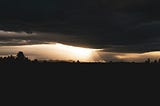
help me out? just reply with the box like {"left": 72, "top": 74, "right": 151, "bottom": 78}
{"left": 0, "top": 0, "right": 159, "bottom": 52}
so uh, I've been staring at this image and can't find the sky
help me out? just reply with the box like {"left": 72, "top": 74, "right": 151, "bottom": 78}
{"left": 0, "top": 0, "right": 159, "bottom": 62}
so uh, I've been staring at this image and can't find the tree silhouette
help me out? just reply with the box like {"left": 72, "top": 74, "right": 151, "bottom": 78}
{"left": 158, "top": 59, "right": 160, "bottom": 63}
{"left": 154, "top": 60, "right": 157, "bottom": 63}
{"left": 145, "top": 58, "right": 151, "bottom": 63}
{"left": 77, "top": 60, "right": 80, "bottom": 63}
{"left": 16, "top": 51, "right": 25, "bottom": 60}
{"left": 16, "top": 51, "right": 30, "bottom": 63}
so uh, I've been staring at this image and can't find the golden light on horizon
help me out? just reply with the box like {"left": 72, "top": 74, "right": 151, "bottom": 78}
{"left": 2, "top": 43, "right": 160, "bottom": 62}
{"left": 115, "top": 51, "right": 160, "bottom": 62}
{"left": 115, "top": 53, "right": 141, "bottom": 59}
{"left": 55, "top": 43, "right": 94, "bottom": 61}
{"left": 0, "top": 43, "right": 100, "bottom": 62}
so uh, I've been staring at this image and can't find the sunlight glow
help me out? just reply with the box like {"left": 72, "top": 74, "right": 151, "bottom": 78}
{"left": 55, "top": 43, "right": 94, "bottom": 60}
{"left": 1, "top": 43, "right": 100, "bottom": 62}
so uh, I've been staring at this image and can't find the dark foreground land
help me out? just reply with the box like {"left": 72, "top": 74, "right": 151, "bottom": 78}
{"left": 1, "top": 62, "right": 159, "bottom": 91}
{"left": 1, "top": 62, "right": 159, "bottom": 104}
{"left": 0, "top": 52, "right": 159, "bottom": 104}
{"left": 1, "top": 62, "right": 160, "bottom": 70}
{"left": 1, "top": 62, "right": 159, "bottom": 90}
{"left": 1, "top": 62, "right": 160, "bottom": 77}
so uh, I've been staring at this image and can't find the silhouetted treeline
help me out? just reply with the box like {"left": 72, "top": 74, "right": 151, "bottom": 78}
{"left": 1, "top": 51, "right": 160, "bottom": 64}
{"left": 0, "top": 51, "right": 75, "bottom": 64}
{"left": 0, "top": 51, "right": 31, "bottom": 64}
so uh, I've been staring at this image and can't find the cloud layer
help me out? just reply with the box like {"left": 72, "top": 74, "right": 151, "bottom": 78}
{"left": 0, "top": 0, "right": 159, "bottom": 53}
